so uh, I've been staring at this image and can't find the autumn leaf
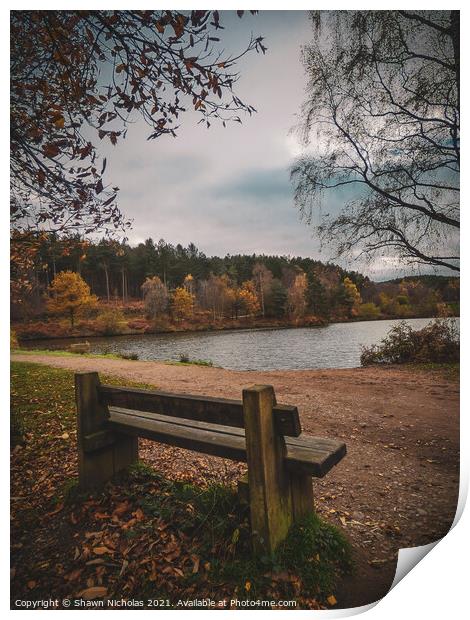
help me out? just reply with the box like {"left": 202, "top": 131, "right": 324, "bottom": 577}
{"left": 327, "top": 595, "right": 337, "bottom": 606}
{"left": 53, "top": 116, "right": 65, "bottom": 128}
{"left": 45, "top": 503, "right": 64, "bottom": 517}
{"left": 245, "top": 581, "right": 251, "bottom": 592}
{"left": 92, "top": 546, "right": 113, "bottom": 556}
{"left": 77, "top": 586, "right": 108, "bottom": 600}
{"left": 112, "top": 501, "right": 130, "bottom": 517}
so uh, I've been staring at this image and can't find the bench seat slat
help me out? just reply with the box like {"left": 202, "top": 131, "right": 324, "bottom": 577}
{"left": 100, "top": 385, "right": 302, "bottom": 437}
{"left": 108, "top": 406, "right": 346, "bottom": 478}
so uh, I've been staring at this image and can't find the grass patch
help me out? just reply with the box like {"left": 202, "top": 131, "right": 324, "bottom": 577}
{"left": 405, "top": 361, "right": 460, "bottom": 380}
{"left": 164, "top": 353, "right": 214, "bottom": 367}
{"left": 10, "top": 361, "right": 156, "bottom": 437}
{"left": 11, "top": 348, "right": 126, "bottom": 360}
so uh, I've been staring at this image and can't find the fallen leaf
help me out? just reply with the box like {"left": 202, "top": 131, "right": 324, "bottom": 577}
{"left": 327, "top": 595, "right": 337, "bottom": 606}
{"left": 112, "top": 502, "right": 129, "bottom": 517}
{"left": 92, "top": 546, "right": 113, "bottom": 556}
{"left": 77, "top": 586, "right": 108, "bottom": 600}
{"left": 45, "top": 503, "right": 64, "bottom": 517}
{"left": 65, "top": 569, "right": 82, "bottom": 582}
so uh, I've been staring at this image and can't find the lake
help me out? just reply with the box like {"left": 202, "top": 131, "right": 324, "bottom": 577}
{"left": 23, "top": 317, "right": 456, "bottom": 371}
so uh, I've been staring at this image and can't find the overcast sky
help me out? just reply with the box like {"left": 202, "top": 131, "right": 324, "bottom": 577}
{"left": 99, "top": 10, "right": 451, "bottom": 281}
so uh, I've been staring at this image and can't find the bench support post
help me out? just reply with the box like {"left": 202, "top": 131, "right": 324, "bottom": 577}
{"left": 290, "top": 473, "right": 314, "bottom": 521}
{"left": 243, "top": 385, "right": 293, "bottom": 554}
{"left": 76, "top": 372, "right": 138, "bottom": 490}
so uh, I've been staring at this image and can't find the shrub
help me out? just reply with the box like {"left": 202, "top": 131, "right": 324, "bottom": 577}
{"left": 357, "top": 302, "right": 381, "bottom": 320}
{"left": 96, "top": 309, "right": 125, "bottom": 335}
{"left": 177, "top": 353, "right": 213, "bottom": 366}
{"left": 361, "top": 319, "right": 459, "bottom": 366}
{"left": 119, "top": 352, "right": 139, "bottom": 360}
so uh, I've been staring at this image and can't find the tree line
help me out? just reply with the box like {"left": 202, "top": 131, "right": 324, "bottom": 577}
{"left": 12, "top": 234, "right": 459, "bottom": 327}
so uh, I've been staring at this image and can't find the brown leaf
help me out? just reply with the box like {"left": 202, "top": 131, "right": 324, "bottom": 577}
{"left": 112, "top": 501, "right": 129, "bottom": 517}
{"left": 92, "top": 546, "right": 113, "bottom": 556}
{"left": 65, "top": 569, "right": 83, "bottom": 582}
{"left": 133, "top": 508, "right": 144, "bottom": 521}
{"left": 77, "top": 586, "right": 108, "bottom": 600}
{"left": 45, "top": 503, "right": 64, "bottom": 517}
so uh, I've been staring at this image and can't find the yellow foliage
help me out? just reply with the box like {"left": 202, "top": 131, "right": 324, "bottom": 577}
{"left": 171, "top": 287, "right": 194, "bottom": 321}
{"left": 239, "top": 280, "right": 260, "bottom": 316}
{"left": 343, "top": 277, "right": 361, "bottom": 315}
{"left": 46, "top": 270, "right": 97, "bottom": 327}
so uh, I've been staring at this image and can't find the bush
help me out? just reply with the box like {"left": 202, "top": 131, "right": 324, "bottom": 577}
{"left": 178, "top": 353, "right": 213, "bottom": 366}
{"left": 119, "top": 352, "right": 139, "bottom": 361}
{"left": 96, "top": 309, "right": 125, "bottom": 335}
{"left": 357, "top": 303, "right": 381, "bottom": 320}
{"left": 360, "top": 319, "right": 459, "bottom": 366}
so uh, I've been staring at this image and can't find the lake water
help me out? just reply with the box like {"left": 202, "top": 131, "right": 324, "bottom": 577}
{"left": 23, "top": 317, "right": 456, "bottom": 371}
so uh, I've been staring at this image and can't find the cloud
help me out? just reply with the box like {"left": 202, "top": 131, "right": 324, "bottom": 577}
{"left": 213, "top": 168, "right": 292, "bottom": 201}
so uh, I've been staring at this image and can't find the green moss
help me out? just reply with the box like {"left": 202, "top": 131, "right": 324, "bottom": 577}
{"left": 277, "top": 512, "right": 353, "bottom": 592}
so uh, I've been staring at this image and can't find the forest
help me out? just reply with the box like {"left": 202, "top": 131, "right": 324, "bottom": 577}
{"left": 11, "top": 234, "right": 460, "bottom": 341}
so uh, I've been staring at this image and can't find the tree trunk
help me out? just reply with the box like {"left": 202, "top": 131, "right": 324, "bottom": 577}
{"left": 103, "top": 264, "right": 110, "bottom": 302}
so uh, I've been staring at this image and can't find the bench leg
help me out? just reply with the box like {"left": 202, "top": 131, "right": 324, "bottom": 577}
{"left": 243, "top": 385, "right": 293, "bottom": 554}
{"left": 113, "top": 434, "right": 139, "bottom": 474}
{"left": 76, "top": 372, "right": 138, "bottom": 490}
{"left": 290, "top": 473, "right": 314, "bottom": 521}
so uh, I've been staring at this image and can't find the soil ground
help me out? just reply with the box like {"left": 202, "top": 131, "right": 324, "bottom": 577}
{"left": 11, "top": 353, "right": 460, "bottom": 609}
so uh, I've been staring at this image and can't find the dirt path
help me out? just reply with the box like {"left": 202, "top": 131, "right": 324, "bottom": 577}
{"left": 12, "top": 353, "right": 460, "bottom": 608}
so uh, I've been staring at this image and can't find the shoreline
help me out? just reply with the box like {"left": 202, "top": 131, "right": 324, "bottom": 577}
{"left": 13, "top": 313, "right": 455, "bottom": 344}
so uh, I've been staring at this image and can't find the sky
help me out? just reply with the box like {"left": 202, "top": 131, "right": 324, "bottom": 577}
{"left": 98, "top": 10, "right": 454, "bottom": 281}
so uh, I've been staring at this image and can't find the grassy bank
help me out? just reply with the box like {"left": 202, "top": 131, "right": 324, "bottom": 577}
{"left": 11, "top": 361, "right": 352, "bottom": 609}
{"left": 11, "top": 349, "right": 217, "bottom": 368}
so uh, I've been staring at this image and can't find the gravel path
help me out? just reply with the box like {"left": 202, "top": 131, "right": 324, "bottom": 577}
{"left": 12, "top": 353, "right": 460, "bottom": 607}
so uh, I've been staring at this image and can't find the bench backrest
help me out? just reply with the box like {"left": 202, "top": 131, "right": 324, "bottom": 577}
{"left": 99, "top": 384, "right": 302, "bottom": 437}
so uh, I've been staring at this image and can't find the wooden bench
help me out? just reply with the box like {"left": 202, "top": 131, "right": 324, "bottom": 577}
{"left": 75, "top": 372, "right": 346, "bottom": 553}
